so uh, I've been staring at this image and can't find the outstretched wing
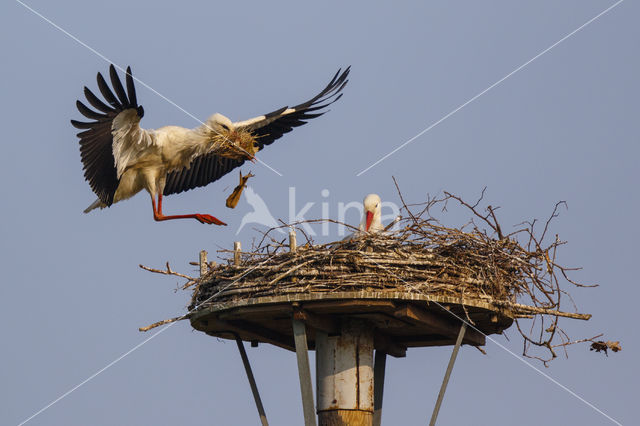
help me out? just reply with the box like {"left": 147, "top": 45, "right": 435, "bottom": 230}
{"left": 163, "top": 155, "right": 243, "bottom": 196}
{"left": 163, "top": 67, "right": 350, "bottom": 196}
{"left": 71, "top": 65, "right": 144, "bottom": 206}
{"left": 234, "top": 66, "right": 350, "bottom": 149}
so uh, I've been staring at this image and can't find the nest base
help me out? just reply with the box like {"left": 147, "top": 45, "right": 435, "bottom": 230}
{"left": 190, "top": 291, "right": 514, "bottom": 356}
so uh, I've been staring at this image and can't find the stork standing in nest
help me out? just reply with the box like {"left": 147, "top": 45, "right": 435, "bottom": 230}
{"left": 341, "top": 194, "right": 385, "bottom": 242}
{"left": 359, "top": 193, "right": 383, "bottom": 233}
{"left": 72, "top": 65, "right": 349, "bottom": 225}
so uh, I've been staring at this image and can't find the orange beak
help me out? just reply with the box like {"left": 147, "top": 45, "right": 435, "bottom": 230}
{"left": 365, "top": 210, "right": 373, "bottom": 232}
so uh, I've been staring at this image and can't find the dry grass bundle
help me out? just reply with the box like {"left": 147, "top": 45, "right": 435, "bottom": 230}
{"left": 211, "top": 128, "right": 259, "bottom": 160}
{"left": 141, "top": 184, "right": 618, "bottom": 365}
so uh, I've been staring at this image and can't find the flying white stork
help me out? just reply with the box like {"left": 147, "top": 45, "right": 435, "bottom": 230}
{"left": 72, "top": 65, "right": 350, "bottom": 225}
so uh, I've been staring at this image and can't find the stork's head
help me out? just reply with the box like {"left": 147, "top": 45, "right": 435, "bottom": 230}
{"left": 362, "top": 193, "right": 381, "bottom": 232}
{"left": 206, "top": 113, "right": 234, "bottom": 135}
{"left": 204, "top": 113, "right": 259, "bottom": 161}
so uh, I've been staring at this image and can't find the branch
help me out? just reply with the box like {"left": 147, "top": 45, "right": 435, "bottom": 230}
{"left": 139, "top": 262, "right": 197, "bottom": 287}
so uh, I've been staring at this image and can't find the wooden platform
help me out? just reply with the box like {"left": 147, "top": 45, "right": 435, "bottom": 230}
{"left": 190, "top": 291, "right": 514, "bottom": 357}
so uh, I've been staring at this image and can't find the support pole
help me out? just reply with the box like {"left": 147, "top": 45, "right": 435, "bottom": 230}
{"left": 292, "top": 318, "right": 317, "bottom": 426}
{"left": 316, "top": 319, "right": 374, "bottom": 426}
{"left": 235, "top": 336, "right": 269, "bottom": 426}
{"left": 372, "top": 350, "right": 387, "bottom": 426}
{"left": 429, "top": 322, "right": 467, "bottom": 426}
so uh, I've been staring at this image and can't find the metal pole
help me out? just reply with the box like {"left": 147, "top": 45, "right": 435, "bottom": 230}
{"left": 292, "top": 318, "right": 317, "bottom": 426}
{"left": 235, "top": 336, "right": 269, "bottom": 426}
{"left": 373, "top": 350, "right": 387, "bottom": 426}
{"left": 429, "top": 322, "right": 467, "bottom": 426}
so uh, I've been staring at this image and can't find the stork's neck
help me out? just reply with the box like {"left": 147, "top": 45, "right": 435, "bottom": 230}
{"left": 180, "top": 123, "right": 224, "bottom": 152}
{"left": 359, "top": 208, "right": 383, "bottom": 232}
{"left": 157, "top": 126, "right": 212, "bottom": 170}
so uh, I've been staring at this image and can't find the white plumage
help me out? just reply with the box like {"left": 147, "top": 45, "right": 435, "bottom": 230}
{"left": 359, "top": 193, "right": 383, "bottom": 233}
{"left": 341, "top": 193, "right": 385, "bottom": 241}
{"left": 73, "top": 65, "right": 349, "bottom": 225}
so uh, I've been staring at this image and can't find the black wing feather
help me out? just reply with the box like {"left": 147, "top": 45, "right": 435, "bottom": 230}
{"left": 71, "top": 119, "right": 96, "bottom": 129}
{"left": 84, "top": 87, "right": 116, "bottom": 113}
{"left": 109, "top": 65, "right": 129, "bottom": 106}
{"left": 163, "top": 154, "right": 244, "bottom": 196}
{"left": 125, "top": 66, "right": 138, "bottom": 108}
{"left": 76, "top": 101, "right": 106, "bottom": 121}
{"left": 97, "top": 72, "right": 120, "bottom": 108}
{"left": 71, "top": 65, "right": 142, "bottom": 206}
{"left": 252, "top": 66, "right": 350, "bottom": 149}
{"left": 162, "top": 67, "right": 349, "bottom": 197}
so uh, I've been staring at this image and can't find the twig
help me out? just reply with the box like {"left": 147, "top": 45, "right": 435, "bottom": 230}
{"left": 139, "top": 262, "right": 197, "bottom": 282}
{"left": 139, "top": 315, "right": 183, "bottom": 332}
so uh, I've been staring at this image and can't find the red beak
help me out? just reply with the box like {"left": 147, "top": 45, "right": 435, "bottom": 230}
{"left": 365, "top": 211, "right": 373, "bottom": 232}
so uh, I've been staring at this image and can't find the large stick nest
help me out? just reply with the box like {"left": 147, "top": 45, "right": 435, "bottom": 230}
{"left": 193, "top": 221, "right": 525, "bottom": 309}
{"left": 143, "top": 186, "right": 619, "bottom": 365}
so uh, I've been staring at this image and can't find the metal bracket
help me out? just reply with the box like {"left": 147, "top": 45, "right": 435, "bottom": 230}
{"left": 373, "top": 350, "right": 387, "bottom": 426}
{"left": 234, "top": 335, "right": 269, "bottom": 426}
{"left": 292, "top": 318, "right": 317, "bottom": 426}
{"left": 429, "top": 322, "right": 467, "bottom": 426}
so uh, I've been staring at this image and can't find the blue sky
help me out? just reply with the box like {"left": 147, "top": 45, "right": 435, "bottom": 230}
{"left": 1, "top": 1, "right": 637, "bottom": 425}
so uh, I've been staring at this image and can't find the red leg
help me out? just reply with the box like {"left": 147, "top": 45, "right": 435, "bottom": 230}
{"left": 151, "top": 193, "right": 227, "bottom": 225}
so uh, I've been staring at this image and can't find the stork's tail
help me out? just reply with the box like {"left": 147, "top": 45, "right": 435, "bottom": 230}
{"left": 84, "top": 198, "right": 106, "bottom": 213}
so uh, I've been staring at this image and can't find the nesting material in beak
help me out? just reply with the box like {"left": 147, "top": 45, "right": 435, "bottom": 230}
{"left": 212, "top": 128, "right": 259, "bottom": 161}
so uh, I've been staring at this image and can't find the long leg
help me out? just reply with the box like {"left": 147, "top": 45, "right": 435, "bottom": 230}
{"left": 151, "top": 192, "right": 226, "bottom": 225}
